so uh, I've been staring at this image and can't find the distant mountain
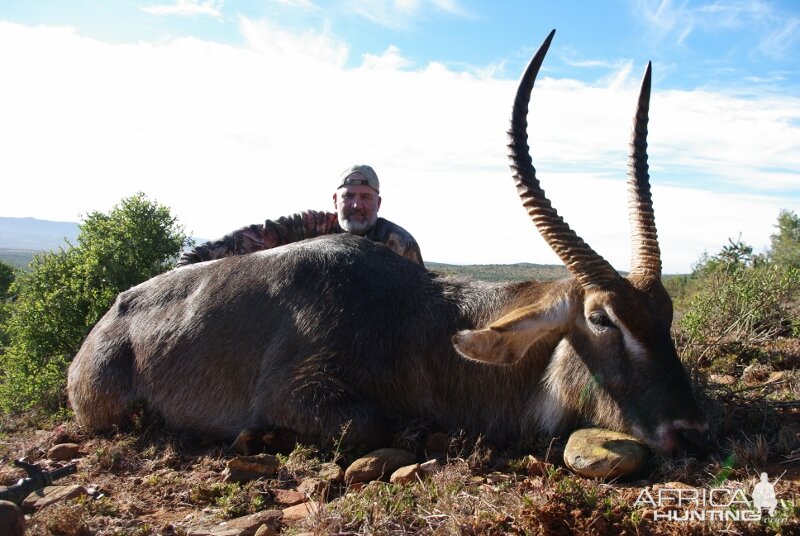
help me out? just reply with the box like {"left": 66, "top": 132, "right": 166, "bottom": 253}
{"left": 427, "top": 261, "right": 568, "bottom": 283}
{"left": 0, "top": 217, "right": 79, "bottom": 251}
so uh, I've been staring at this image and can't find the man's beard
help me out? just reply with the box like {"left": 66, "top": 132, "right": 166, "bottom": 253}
{"left": 339, "top": 211, "right": 377, "bottom": 235}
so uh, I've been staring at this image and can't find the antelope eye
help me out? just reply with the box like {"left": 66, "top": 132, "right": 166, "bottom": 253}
{"left": 588, "top": 311, "right": 614, "bottom": 330}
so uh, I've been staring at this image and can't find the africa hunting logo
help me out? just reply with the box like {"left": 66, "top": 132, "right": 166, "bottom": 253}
{"left": 634, "top": 473, "right": 793, "bottom": 522}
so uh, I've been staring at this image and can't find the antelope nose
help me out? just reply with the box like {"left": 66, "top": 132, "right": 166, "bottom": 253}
{"left": 675, "top": 427, "right": 710, "bottom": 458}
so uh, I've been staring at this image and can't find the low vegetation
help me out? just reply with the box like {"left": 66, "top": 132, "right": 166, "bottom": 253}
{"left": 0, "top": 193, "right": 191, "bottom": 415}
{"left": 0, "top": 200, "right": 799, "bottom": 534}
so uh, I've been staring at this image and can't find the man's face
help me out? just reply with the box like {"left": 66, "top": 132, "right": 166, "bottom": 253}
{"left": 333, "top": 184, "right": 381, "bottom": 235}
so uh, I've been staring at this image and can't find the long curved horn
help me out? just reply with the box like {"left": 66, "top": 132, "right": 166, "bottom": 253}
{"left": 507, "top": 30, "right": 620, "bottom": 288}
{"left": 627, "top": 62, "right": 662, "bottom": 279}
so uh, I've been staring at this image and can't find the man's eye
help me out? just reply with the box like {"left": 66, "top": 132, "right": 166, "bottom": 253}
{"left": 589, "top": 311, "right": 614, "bottom": 330}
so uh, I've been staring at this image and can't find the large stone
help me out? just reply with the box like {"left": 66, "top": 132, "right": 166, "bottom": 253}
{"left": 47, "top": 443, "right": 81, "bottom": 461}
{"left": 21, "top": 484, "right": 91, "bottom": 513}
{"left": 563, "top": 428, "right": 650, "bottom": 480}
{"left": 223, "top": 454, "right": 280, "bottom": 483}
{"left": 344, "top": 448, "right": 416, "bottom": 484}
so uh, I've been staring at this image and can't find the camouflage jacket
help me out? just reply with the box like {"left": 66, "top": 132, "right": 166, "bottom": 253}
{"left": 176, "top": 210, "right": 423, "bottom": 267}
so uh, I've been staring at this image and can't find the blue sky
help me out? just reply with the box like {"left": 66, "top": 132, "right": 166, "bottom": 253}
{"left": 1, "top": 0, "right": 798, "bottom": 272}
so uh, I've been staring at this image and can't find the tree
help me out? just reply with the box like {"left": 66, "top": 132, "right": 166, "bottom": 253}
{"left": 0, "top": 260, "right": 14, "bottom": 300}
{"left": 0, "top": 193, "right": 190, "bottom": 415}
{"left": 0, "top": 260, "right": 15, "bottom": 351}
{"left": 770, "top": 209, "right": 800, "bottom": 269}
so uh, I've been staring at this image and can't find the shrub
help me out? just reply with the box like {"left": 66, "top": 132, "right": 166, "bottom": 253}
{"left": 0, "top": 193, "right": 190, "bottom": 415}
{"left": 770, "top": 209, "right": 800, "bottom": 269}
{"left": 0, "top": 261, "right": 16, "bottom": 350}
{"left": 678, "top": 254, "right": 800, "bottom": 360}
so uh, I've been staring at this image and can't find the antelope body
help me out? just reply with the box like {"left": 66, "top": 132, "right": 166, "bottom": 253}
{"left": 68, "top": 32, "right": 708, "bottom": 456}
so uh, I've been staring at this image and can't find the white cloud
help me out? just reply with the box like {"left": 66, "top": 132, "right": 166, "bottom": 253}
{"left": 361, "top": 45, "right": 412, "bottom": 70}
{"left": 0, "top": 19, "right": 797, "bottom": 273}
{"left": 266, "top": 0, "right": 318, "bottom": 10}
{"left": 238, "top": 15, "right": 349, "bottom": 66}
{"left": 758, "top": 17, "right": 800, "bottom": 59}
{"left": 635, "top": 0, "right": 798, "bottom": 60}
{"left": 140, "top": 0, "right": 224, "bottom": 19}
{"left": 350, "top": 0, "right": 470, "bottom": 28}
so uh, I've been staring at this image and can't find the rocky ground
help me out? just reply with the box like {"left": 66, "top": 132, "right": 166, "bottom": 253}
{"left": 1, "top": 340, "right": 799, "bottom": 535}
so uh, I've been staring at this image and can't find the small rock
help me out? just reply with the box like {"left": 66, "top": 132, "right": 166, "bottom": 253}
{"left": 318, "top": 462, "right": 344, "bottom": 483}
{"left": 652, "top": 481, "right": 693, "bottom": 493}
{"left": 524, "top": 455, "right": 553, "bottom": 477}
{"left": 419, "top": 459, "right": 442, "bottom": 475}
{"left": 297, "top": 477, "right": 330, "bottom": 496}
{"left": 272, "top": 489, "right": 306, "bottom": 506}
{"left": 282, "top": 501, "right": 319, "bottom": 523}
{"left": 563, "top": 428, "right": 649, "bottom": 480}
{"left": 0, "top": 500, "right": 25, "bottom": 536}
{"left": 389, "top": 464, "right": 421, "bottom": 485}
{"left": 47, "top": 443, "right": 81, "bottom": 461}
{"left": 345, "top": 448, "right": 416, "bottom": 484}
{"left": 21, "top": 484, "right": 91, "bottom": 514}
{"left": 486, "top": 472, "right": 511, "bottom": 484}
{"left": 209, "top": 527, "right": 242, "bottom": 536}
{"left": 188, "top": 510, "right": 282, "bottom": 536}
{"left": 223, "top": 454, "right": 280, "bottom": 483}
{"left": 347, "top": 481, "right": 367, "bottom": 492}
{"left": 253, "top": 524, "right": 279, "bottom": 536}
{"left": 709, "top": 374, "right": 737, "bottom": 385}
{"left": 219, "top": 510, "right": 283, "bottom": 536}
{"left": 186, "top": 527, "right": 211, "bottom": 536}
{"left": 768, "top": 371, "right": 788, "bottom": 383}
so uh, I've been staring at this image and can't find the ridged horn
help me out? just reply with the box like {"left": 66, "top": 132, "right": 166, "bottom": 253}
{"left": 627, "top": 62, "right": 662, "bottom": 279}
{"left": 507, "top": 30, "right": 621, "bottom": 289}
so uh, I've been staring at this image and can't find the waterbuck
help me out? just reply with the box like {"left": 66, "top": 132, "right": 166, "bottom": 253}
{"left": 68, "top": 31, "right": 709, "bottom": 456}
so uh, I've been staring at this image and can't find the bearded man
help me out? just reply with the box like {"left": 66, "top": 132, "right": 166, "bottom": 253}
{"left": 176, "top": 165, "right": 423, "bottom": 267}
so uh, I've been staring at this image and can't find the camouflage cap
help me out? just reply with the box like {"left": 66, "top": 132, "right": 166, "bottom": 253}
{"left": 337, "top": 164, "right": 380, "bottom": 193}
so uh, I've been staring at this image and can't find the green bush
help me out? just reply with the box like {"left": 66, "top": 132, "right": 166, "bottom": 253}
{"left": 679, "top": 263, "right": 799, "bottom": 346}
{"left": 0, "top": 261, "right": 14, "bottom": 299}
{"left": 673, "top": 220, "right": 800, "bottom": 355}
{"left": 770, "top": 209, "right": 800, "bottom": 269}
{"left": 0, "top": 260, "right": 15, "bottom": 350}
{"left": 676, "top": 233, "right": 800, "bottom": 363}
{"left": 0, "top": 193, "right": 190, "bottom": 415}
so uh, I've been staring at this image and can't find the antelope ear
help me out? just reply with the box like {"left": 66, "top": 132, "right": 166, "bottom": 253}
{"left": 453, "top": 301, "right": 569, "bottom": 365}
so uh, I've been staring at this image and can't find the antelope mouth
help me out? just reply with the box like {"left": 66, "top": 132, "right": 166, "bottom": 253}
{"left": 639, "top": 420, "right": 711, "bottom": 458}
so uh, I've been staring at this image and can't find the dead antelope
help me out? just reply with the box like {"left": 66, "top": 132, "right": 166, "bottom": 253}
{"left": 68, "top": 31, "right": 709, "bottom": 456}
